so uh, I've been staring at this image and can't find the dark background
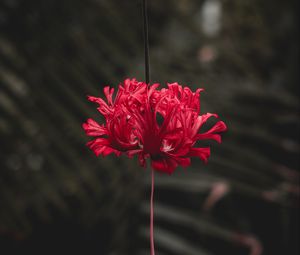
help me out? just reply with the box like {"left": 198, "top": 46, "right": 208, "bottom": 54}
{"left": 0, "top": 0, "right": 299, "bottom": 254}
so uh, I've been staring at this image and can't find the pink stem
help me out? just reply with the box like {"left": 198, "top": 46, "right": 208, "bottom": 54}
{"left": 150, "top": 168, "right": 155, "bottom": 255}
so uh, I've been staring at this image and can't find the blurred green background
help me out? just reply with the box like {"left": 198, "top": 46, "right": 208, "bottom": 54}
{"left": 0, "top": 0, "right": 299, "bottom": 254}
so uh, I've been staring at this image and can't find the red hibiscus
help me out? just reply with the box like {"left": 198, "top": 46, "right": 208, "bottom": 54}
{"left": 82, "top": 78, "right": 227, "bottom": 174}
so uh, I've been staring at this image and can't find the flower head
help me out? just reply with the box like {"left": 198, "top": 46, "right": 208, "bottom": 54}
{"left": 83, "top": 78, "right": 227, "bottom": 174}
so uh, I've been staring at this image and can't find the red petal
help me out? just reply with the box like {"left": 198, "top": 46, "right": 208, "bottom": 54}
{"left": 200, "top": 113, "right": 218, "bottom": 124}
{"left": 87, "top": 138, "right": 121, "bottom": 157}
{"left": 103, "top": 86, "right": 114, "bottom": 105}
{"left": 126, "top": 149, "right": 143, "bottom": 158}
{"left": 82, "top": 118, "right": 107, "bottom": 136}
{"left": 138, "top": 152, "right": 147, "bottom": 167}
{"left": 172, "top": 156, "right": 191, "bottom": 168}
{"left": 209, "top": 120, "right": 227, "bottom": 133}
{"left": 188, "top": 147, "right": 211, "bottom": 163}
{"left": 196, "top": 121, "right": 227, "bottom": 143}
{"left": 87, "top": 96, "right": 112, "bottom": 116}
{"left": 151, "top": 157, "right": 177, "bottom": 174}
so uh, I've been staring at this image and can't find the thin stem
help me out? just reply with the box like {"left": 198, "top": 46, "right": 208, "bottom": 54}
{"left": 142, "top": 1, "right": 154, "bottom": 253}
{"left": 150, "top": 168, "right": 155, "bottom": 255}
{"left": 142, "top": 0, "right": 150, "bottom": 84}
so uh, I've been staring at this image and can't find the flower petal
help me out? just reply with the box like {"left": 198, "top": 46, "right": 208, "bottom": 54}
{"left": 82, "top": 118, "right": 107, "bottom": 136}
{"left": 87, "top": 96, "right": 113, "bottom": 116}
{"left": 172, "top": 156, "right": 191, "bottom": 168}
{"left": 151, "top": 157, "right": 177, "bottom": 174}
{"left": 196, "top": 121, "right": 227, "bottom": 143}
{"left": 126, "top": 149, "right": 143, "bottom": 158}
{"left": 87, "top": 138, "right": 121, "bottom": 157}
{"left": 188, "top": 147, "right": 211, "bottom": 163}
{"left": 104, "top": 86, "right": 114, "bottom": 105}
{"left": 199, "top": 113, "right": 219, "bottom": 124}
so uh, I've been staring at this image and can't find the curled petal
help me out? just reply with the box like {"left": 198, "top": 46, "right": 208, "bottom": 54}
{"left": 151, "top": 157, "right": 177, "bottom": 174}
{"left": 188, "top": 147, "right": 211, "bottom": 163}
{"left": 148, "top": 83, "right": 160, "bottom": 97}
{"left": 138, "top": 152, "right": 148, "bottom": 168}
{"left": 104, "top": 86, "right": 114, "bottom": 105}
{"left": 82, "top": 118, "right": 107, "bottom": 136}
{"left": 151, "top": 154, "right": 190, "bottom": 174}
{"left": 196, "top": 121, "right": 227, "bottom": 143}
{"left": 87, "top": 138, "right": 121, "bottom": 157}
{"left": 126, "top": 149, "right": 143, "bottom": 158}
{"left": 199, "top": 113, "right": 218, "bottom": 124}
{"left": 87, "top": 96, "right": 112, "bottom": 116}
{"left": 172, "top": 156, "right": 191, "bottom": 168}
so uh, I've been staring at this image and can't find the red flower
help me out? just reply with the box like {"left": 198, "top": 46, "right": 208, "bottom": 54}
{"left": 82, "top": 78, "right": 227, "bottom": 174}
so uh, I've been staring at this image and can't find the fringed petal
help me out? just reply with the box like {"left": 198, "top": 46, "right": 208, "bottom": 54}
{"left": 173, "top": 156, "right": 191, "bottom": 168}
{"left": 87, "top": 95, "right": 112, "bottom": 116}
{"left": 103, "top": 86, "right": 114, "bottom": 105}
{"left": 188, "top": 147, "right": 211, "bottom": 163}
{"left": 87, "top": 138, "right": 121, "bottom": 157}
{"left": 199, "top": 113, "right": 219, "bottom": 124}
{"left": 196, "top": 121, "right": 227, "bottom": 143}
{"left": 151, "top": 157, "right": 177, "bottom": 174}
{"left": 82, "top": 118, "right": 107, "bottom": 136}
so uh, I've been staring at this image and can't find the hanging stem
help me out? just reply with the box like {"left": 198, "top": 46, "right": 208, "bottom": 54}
{"left": 150, "top": 168, "right": 155, "bottom": 255}
{"left": 142, "top": 1, "right": 154, "bottom": 253}
{"left": 142, "top": 0, "right": 150, "bottom": 84}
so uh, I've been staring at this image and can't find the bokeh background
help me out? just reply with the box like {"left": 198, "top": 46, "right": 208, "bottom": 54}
{"left": 0, "top": 0, "right": 299, "bottom": 254}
